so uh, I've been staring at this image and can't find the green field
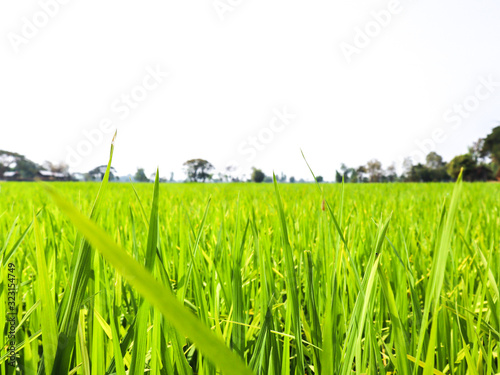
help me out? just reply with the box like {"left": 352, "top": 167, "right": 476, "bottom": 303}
{"left": 0, "top": 172, "right": 499, "bottom": 374}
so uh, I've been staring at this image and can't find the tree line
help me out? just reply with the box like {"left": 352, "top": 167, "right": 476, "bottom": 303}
{"left": 1, "top": 126, "right": 499, "bottom": 183}
{"left": 184, "top": 126, "right": 500, "bottom": 183}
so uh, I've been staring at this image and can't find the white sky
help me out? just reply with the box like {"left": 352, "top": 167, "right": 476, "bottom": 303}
{"left": 1, "top": 0, "right": 500, "bottom": 181}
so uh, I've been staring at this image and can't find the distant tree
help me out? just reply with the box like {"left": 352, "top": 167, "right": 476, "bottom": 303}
{"left": 471, "top": 165, "right": 494, "bottom": 181}
{"left": 335, "top": 170, "right": 343, "bottom": 183}
{"left": 448, "top": 148, "right": 494, "bottom": 182}
{"left": 289, "top": 176, "right": 296, "bottom": 183}
{"left": 251, "top": 167, "right": 265, "bottom": 183}
{"left": 469, "top": 139, "right": 485, "bottom": 163}
{"left": 41, "top": 161, "right": 71, "bottom": 180}
{"left": 408, "top": 164, "right": 432, "bottom": 182}
{"left": 402, "top": 157, "right": 413, "bottom": 181}
{"left": 183, "top": 159, "right": 214, "bottom": 182}
{"left": 278, "top": 172, "right": 287, "bottom": 183}
{"left": 0, "top": 150, "right": 19, "bottom": 176}
{"left": 16, "top": 157, "right": 40, "bottom": 180}
{"left": 134, "top": 168, "right": 149, "bottom": 182}
{"left": 481, "top": 126, "right": 500, "bottom": 161}
{"left": 223, "top": 165, "right": 240, "bottom": 182}
{"left": 43, "top": 161, "right": 69, "bottom": 174}
{"left": 316, "top": 175, "right": 324, "bottom": 183}
{"left": 88, "top": 165, "right": 117, "bottom": 181}
{"left": 0, "top": 150, "right": 40, "bottom": 180}
{"left": 169, "top": 172, "right": 174, "bottom": 182}
{"left": 366, "top": 159, "right": 383, "bottom": 182}
{"left": 264, "top": 176, "right": 273, "bottom": 183}
{"left": 355, "top": 165, "right": 367, "bottom": 183}
{"left": 339, "top": 163, "right": 355, "bottom": 182}
{"left": 425, "top": 152, "right": 444, "bottom": 169}
{"left": 424, "top": 152, "right": 450, "bottom": 182}
{"left": 481, "top": 126, "right": 500, "bottom": 179}
{"left": 447, "top": 154, "right": 477, "bottom": 181}
{"left": 386, "top": 163, "right": 398, "bottom": 182}
{"left": 340, "top": 164, "right": 349, "bottom": 182}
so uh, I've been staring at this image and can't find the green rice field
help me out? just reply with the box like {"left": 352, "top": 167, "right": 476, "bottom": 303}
{"left": 0, "top": 154, "right": 499, "bottom": 374}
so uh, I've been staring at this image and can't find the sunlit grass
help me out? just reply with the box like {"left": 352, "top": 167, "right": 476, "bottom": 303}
{"left": 0, "top": 151, "right": 498, "bottom": 374}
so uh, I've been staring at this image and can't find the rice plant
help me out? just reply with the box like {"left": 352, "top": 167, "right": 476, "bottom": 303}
{"left": 0, "top": 142, "right": 498, "bottom": 374}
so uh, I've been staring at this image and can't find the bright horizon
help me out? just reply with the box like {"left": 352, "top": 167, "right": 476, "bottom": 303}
{"left": 2, "top": 0, "right": 500, "bottom": 181}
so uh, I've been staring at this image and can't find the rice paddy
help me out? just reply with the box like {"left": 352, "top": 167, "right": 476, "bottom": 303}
{"left": 0, "top": 150, "right": 499, "bottom": 374}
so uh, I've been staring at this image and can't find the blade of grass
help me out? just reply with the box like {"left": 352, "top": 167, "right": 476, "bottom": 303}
{"left": 413, "top": 171, "right": 463, "bottom": 374}
{"left": 129, "top": 169, "right": 160, "bottom": 375}
{"left": 43, "top": 183, "right": 253, "bottom": 375}
{"left": 46, "top": 131, "right": 117, "bottom": 375}
{"left": 272, "top": 173, "right": 304, "bottom": 375}
{"left": 33, "top": 212, "right": 57, "bottom": 375}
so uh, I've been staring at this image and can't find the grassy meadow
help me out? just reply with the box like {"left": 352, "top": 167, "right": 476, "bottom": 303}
{"left": 0, "top": 163, "right": 499, "bottom": 374}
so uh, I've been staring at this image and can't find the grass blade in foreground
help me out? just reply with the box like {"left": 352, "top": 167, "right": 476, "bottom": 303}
{"left": 43, "top": 184, "right": 254, "bottom": 375}
{"left": 45, "top": 131, "right": 116, "bottom": 374}
{"left": 33, "top": 212, "right": 58, "bottom": 375}
{"left": 414, "top": 170, "right": 463, "bottom": 374}
{"left": 272, "top": 173, "right": 305, "bottom": 374}
{"left": 129, "top": 169, "right": 160, "bottom": 375}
